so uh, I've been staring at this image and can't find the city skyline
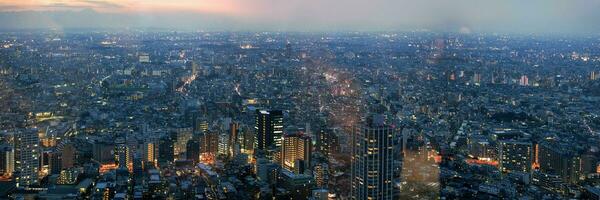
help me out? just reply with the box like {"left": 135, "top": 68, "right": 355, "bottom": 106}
{"left": 1, "top": 1, "right": 600, "bottom": 199}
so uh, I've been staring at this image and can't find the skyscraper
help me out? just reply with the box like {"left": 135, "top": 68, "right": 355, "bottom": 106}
{"left": 238, "top": 126, "right": 254, "bottom": 154}
{"left": 0, "top": 145, "right": 14, "bottom": 177}
{"left": 200, "top": 131, "right": 219, "bottom": 155}
{"left": 281, "top": 131, "right": 311, "bottom": 174}
{"left": 186, "top": 137, "right": 200, "bottom": 163}
{"left": 158, "top": 135, "right": 174, "bottom": 166}
{"left": 314, "top": 162, "right": 329, "bottom": 188}
{"left": 228, "top": 122, "right": 240, "bottom": 157}
{"left": 217, "top": 132, "right": 230, "bottom": 157}
{"left": 115, "top": 137, "right": 130, "bottom": 170}
{"left": 61, "top": 143, "right": 76, "bottom": 169}
{"left": 538, "top": 142, "right": 582, "bottom": 184}
{"left": 93, "top": 141, "right": 115, "bottom": 164}
{"left": 316, "top": 128, "right": 332, "bottom": 158}
{"left": 254, "top": 110, "right": 283, "bottom": 151}
{"left": 351, "top": 114, "right": 397, "bottom": 200}
{"left": 14, "top": 129, "right": 40, "bottom": 188}
{"left": 498, "top": 141, "right": 533, "bottom": 173}
{"left": 143, "top": 137, "right": 158, "bottom": 166}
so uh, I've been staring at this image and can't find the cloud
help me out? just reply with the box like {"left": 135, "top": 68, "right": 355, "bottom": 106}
{"left": 79, "top": 0, "right": 123, "bottom": 9}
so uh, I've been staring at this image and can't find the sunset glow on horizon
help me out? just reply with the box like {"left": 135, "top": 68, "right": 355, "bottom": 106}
{"left": 0, "top": 0, "right": 247, "bottom": 15}
{"left": 0, "top": 0, "right": 599, "bottom": 33}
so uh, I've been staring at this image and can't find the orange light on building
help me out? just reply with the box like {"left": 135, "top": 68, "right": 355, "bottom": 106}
{"left": 199, "top": 153, "right": 215, "bottom": 165}
{"left": 99, "top": 164, "right": 118, "bottom": 174}
{"left": 427, "top": 150, "right": 442, "bottom": 164}
{"left": 466, "top": 158, "right": 499, "bottom": 167}
{"left": 532, "top": 162, "right": 540, "bottom": 170}
{"left": 597, "top": 164, "right": 600, "bottom": 174}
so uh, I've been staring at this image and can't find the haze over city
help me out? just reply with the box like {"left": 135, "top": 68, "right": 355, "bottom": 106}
{"left": 0, "top": 0, "right": 600, "bottom": 33}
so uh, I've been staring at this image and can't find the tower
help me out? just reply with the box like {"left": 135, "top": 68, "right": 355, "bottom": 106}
{"left": 498, "top": 141, "right": 533, "bottom": 173}
{"left": 351, "top": 114, "right": 397, "bottom": 200}
{"left": 14, "top": 129, "right": 40, "bottom": 188}
{"left": 254, "top": 110, "right": 283, "bottom": 151}
{"left": 115, "top": 137, "right": 130, "bottom": 170}
{"left": 281, "top": 131, "right": 311, "bottom": 174}
{"left": 0, "top": 145, "right": 14, "bottom": 177}
{"left": 186, "top": 137, "right": 200, "bottom": 163}
{"left": 61, "top": 143, "right": 76, "bottom": 169}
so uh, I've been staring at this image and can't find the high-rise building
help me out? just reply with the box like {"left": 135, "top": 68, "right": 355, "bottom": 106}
{"left": 48, "top": 150, "right": 62, "bottom": 175}
{"left": 186, "top": 137, "right": 200, "bottom": 163}
{"left": 93, "top": 141, "right": 115, "bottom": 164}
{"left": 0, "top": 145, "right": 14, "bottom": 177}
{"left": 279, "top": 170, "right": 316, "bottom": 199}
{"left": 217, "top": 133, "right": 230, "bottom": 157}
{"left": 538, "top": 142, "right": 582, "bottom": 184}
{"left": 314, "top": 162, "right": 329, "bottom": 188}
{"left": 239, "top": 126, "right": 254, "bottom": 154}
{"left": 158, "top": 136, "right": 174, "bottom": 166}
{"left": 195, "top": 117, "right": 209, "bottom": 134}
{"left": 174, "top": 128, "right": 193, "bottom": 158}
{"left": 115, "top": 137, "right": 130, "bottom": 170}
{"left": 61, "top": 143, "right": 76, "bottom": 169}
{"left": 14, "top": 129, "right": 40, "bottom": 188}
{"left": 200, "top": 131, "right": 219, "bottom": 155}
{"left": 254, "top": 110, "right": 283, "bottom": 151}
{"left": 351, "top": 114, "right": 397, "bottom": 200}
{"left": 281, "top": 131, "right": 311, "bottom": 174}
{"left": 228, "top": 122, "right": 240, "bottom": 157}
{"left": 132, "top": 153, "right": 143, "bottom": 175}
{"left": 316, "top": 129, "right": 332, "bottom": 158}
{"left": 498, "top": 141, "right": 533, "bottom": 173}
{"left": 144, "top": 141, "right": 157, "bottom": 164}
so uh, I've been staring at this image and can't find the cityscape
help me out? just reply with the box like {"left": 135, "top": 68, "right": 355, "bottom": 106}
{"left": 1, "top": 1, "right": 600, "bottom": 200}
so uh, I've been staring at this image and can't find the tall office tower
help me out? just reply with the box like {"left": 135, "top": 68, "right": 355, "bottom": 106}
{"left": 93, "top": 141, "right": 115, "bottom": 164}
{"left": 254, "top": 110, "right": 284, "bottom": 151}
{"left": 186, "top": 137, "right": 200, "bottom": 163}
{"left": 14, "top": 129, "right": 40, "bottom": 188}
{"left": 48, "top": 150, "right": 61, "bottom": 175}
{"left": 351, "top": 114, "right": 397, "bottom": 200}
{"left": 200, "top": 131, "right": 219, "bottom": 155}
{"left": 217, "top": 133, "right": 230, "bottom": 157}
{"left": 228, "top": 122, "right": 240, "bottom": 157}
{"left": 498, "top": 141, "right": 533, "bottom": 173}
{"left": 591, "top": 71, "right": 597, "bottom": 80}
{"left": 158, "top": 135, "right": 174, "bottom": 166}
{"left": 538, "top": 142, "right": 582, "bottom": 184}
{"left": 174, "top": 128, "right": 193, "bottom": 158}
{"left": 115, "top": 137, "right": 130, "bottom": 170}
{"left": 316, "top": 129, "right": 332, "bottom": 158}
{"left": 239, "top": 126, "right": 254, "bottom": 154}
{"left": 61, "top": 143, "right": 76, "bottom": 169}
{"left": 195, "top": 117, "right": 209, "bottom": 134}
{"left": 0, "top": 145, "right": 14, "bottom": 177}
{"left": 314, "top": 162, "right": 329, "bottom": 188}
{"left": 132, "top": 153, "right": 143, "bottom": 175}
{"left": 281, "top": 131, "right": 311, "bottom": 174}
{"left": 144, "top": 140, "right": 157, "bottom": 165}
